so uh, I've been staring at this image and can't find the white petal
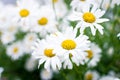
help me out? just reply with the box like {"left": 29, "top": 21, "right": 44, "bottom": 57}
{"left": 38, "top": 58, "right": 46, "bottom": 68}
{"left": 94, "top": 23, "right": 104, "bottom": 35}
{"left": 94, "top": 9, "right": 105, "bottom": 18}
{"left": 96, "top": 18, "right": 109, "bottom": 23}
{"left": 90, "top": 25, "right": 96, "bottom": 36}
{"left": 44, "top": 59, "right": 51, "bottom": 71}
{"left": 68, "top": 11, "right": 82, "bottom": 21}
{"left": 51, "top": 58, "right": 57, "bottom": 70}
{"left": 80, "top": 26, "right": 86, "bottom": 34}
{"left": 82, "top": 5, "right": 90, "bottom": 13}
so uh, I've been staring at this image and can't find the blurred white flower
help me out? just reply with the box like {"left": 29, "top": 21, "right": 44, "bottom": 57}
{"left": 31, "top": 5, "right": 58, "bottom": 37}
{"left": 1, "top": 32, "right": 15, "bottom": 45}
{"left": 13, "top": 0, "right": 40, "bottom": 32}
{"left": 85, "top": 70, "right": 100, "bottom": 80}
{"left": 40, "top": 69, "right": 53, "bottom": 80}
{"left": 99, "top": 75, "right": 119, "bottom": 80}
{"left": 41, "top": 0, "right": 68, "bottom": 19}
{"left": 70, "top": 0, "right": 98, "bottom": 11}
{"left": 6, "top": 41, "right": 25, "bottom": 60}
{"left": 69, "top": 5, "right": 109, "bottom": 35}
{"left": 107, "top": 47, "right": 114, "bottom": 56}
{"left": 23, "top": 33, "right": 38, "bottom": 53}
{"left": 25, "top": 56, "right": 37, "bottom": 72}
{"left": 0, "top": 67, "right": 4, "bottom": 78}
{"left": 85, "top": 43, "right": 101, "bottom": 67}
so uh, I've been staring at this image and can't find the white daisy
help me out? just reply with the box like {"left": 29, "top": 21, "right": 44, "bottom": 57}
{"left": 13, "top": 0, "right": 40, "bottom": 32}
{"left": 31, "top": 5, "right": 58, "bottom": 37}
{"left": 41, "top": 0, "right": 68, "bottom": 19}
{"left": 51, "top": 0, "right": 68, "bottom": 19}
{"left": 68, "top": 5, "right": 109, "bottom": 35}
{"left": 23, "top": 33, "right": 38, "bottom": 53}
{"left": 70, "top": 0, "right": 98, "bottom": 11}
{"left": 25, "top": 56, "right": 37, "bottom": 72}
{"left": 99, "top": 75, "right": 119, "bottom": 80}
{"left": 101, "top": 0, "right": 111, "bottom": 10}
{"left": 0, "top": 67, "right": 4, "bottom": 78}
{"left": 85, "top": 43, "right": 101, "bottom": 67}
{"left": 6, "top": 41, "right": 25, "bottom": 60}
{"left": 85, "top": 70, "right": 100, "bottom": 80}
{"left": 32, "top": 39, "right": 62, "bottom": 71}
{"left": 40, "top": 69, "right": 53, "bottom": 80}
{"left": 52, "top": 27, "right": 90, "bottom": 69}
{"left": 1, "top": 32, "right": 15, "bottom": 45}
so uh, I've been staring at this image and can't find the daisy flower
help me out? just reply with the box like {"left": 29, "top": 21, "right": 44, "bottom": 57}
{"left": 31, "top": 5, "right": 58, "bottom": 37}
{"left": 84, "top": 70, "right": 100, "bottom": 80}
{"left": 25, "top": 56, "right": 37, "bottom": 72}
{"left": 68, "top": 5, "right": 109, "bottom": 35}
{"left": 13, "top": 0, "right": 40, "bottom": 31}
{"left": 32, "top": 39, "right": 62, "bottom": 71}
{"left": 41, "top": 0, "right": 68, "bottom": 19}
{"left": 40, "top": 69, "right": 53, "bottom": 80}
{"left": 0, "top": 67, "right": 4, "bottom": 78}
{"left": 23, "top": 33, "right": 38, "bottom": 53}
{"left": 52, "top": 27, "right": 90, "bottom": 69}
{"left": 99, "top": 75, "right": 120, "bottom": 80}
{"left": 6, "top": 41, "right": 25, "bottom": 60}
{"left": 85, "top": 43, "right": 101, "bottom": 67}
{"left": 70, "top": 0, "right": 98, "bottom": 11}
{"left": 101, "top": 0, "right": 111, "bottom": 10}
{"left": 1, "top": 32, "right": 15, "bottom": 45}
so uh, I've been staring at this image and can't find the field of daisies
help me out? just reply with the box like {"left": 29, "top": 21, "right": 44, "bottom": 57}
{"left": 0, "top": 0, "right": 120, "bottom": 80}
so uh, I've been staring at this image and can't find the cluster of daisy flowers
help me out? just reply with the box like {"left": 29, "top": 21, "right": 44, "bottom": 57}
{"left": 0, "top": 0, "right": 120, "bottom": 78}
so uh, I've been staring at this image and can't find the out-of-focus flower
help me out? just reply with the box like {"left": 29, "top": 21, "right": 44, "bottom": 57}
{"left": 85, "top": 70, "right": 100, "bottom": 80}
{"left": 85, "top": 43, "right": 101, "bottom": 67}
{"left": 0, "top": 67, "right": 4, "bottom": 78}
{"left": 1, "top": 32, "right": 15, "bottom": 45}
{"left": 31, "top": 5, "right": 58, "bottom": 38}
{"left": 41, "top": 0, "right": 68, "bottom": 19}
{"left": 40, "top": 69, "right": 53, "bottom": 80}
{"left": 99, "top": 75, "right": 119, "bottom": 80}
{"left": 69, "top": 5, "right": 109, "bottom": 35}
{"left": 70, "top": 0, "right": 98, "bottom": 11}
{"left": 25, "top": 56, "right": 37, "bottom": 72}
{"left": 13, "top": 0, "right": 40, "bottom": 32}
{"left": 107, "top": 47, "right": 114, "bottom": 56}
{"left": 6, "top": 41, "right": 25, "bottom": 60}
{"left": 23, "top": 33, "right": 38, "bottom": 53}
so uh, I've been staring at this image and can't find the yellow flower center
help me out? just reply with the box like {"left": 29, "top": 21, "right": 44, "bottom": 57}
{"left": 44, "top": 49, "right": 55, "bottom": 57}
{"left": 61, "top": 39, "right": 76, "bottom": 50}
{"left": 38, "top": 17, "right": 48, "bottom": 25}
{"left": 13, "top": 47, "right": 19, "bottom": 54}
{"left": 19, "top": 9, "right": 29, "bottom": 17}
{"left": 52, "top": 0, "right": 58, "bottom": 3}
{"left": 86, "top": 50, "right": 93, "bottom": 59}
{"left": 85, "top": 73, "right": 93, "bottom": 80}
{"left": 83, "top": 12, "right": 96, "bottom": 23}
{"left": 29, "top": 36, "right": 34, "bottom": 41}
